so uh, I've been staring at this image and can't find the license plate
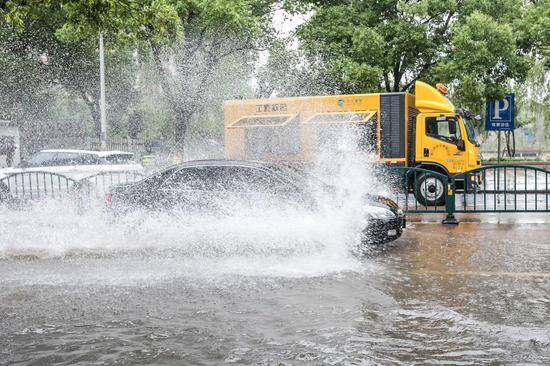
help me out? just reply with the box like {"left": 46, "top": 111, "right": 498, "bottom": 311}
{"left": 387, "top": 229, "right": 397, "bottom": 236}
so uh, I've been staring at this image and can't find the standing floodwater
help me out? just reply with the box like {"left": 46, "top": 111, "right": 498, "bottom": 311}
{"left": 1, "top": 0, "right": 548, "bottom": 363}
{"left": 1, "top": 200, "right": 549, "bottom": 364}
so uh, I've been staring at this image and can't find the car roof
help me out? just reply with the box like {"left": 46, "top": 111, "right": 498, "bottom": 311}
{"left": 175, "top": 159, "right": 272, "bottom": 170}
{"left": 40, "top": 149, "right": 133, "bottom": 157}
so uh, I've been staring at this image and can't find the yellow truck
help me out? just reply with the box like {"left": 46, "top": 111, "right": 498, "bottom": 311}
{"left": 224, "top": 81, "right": 481, "bottom": 205}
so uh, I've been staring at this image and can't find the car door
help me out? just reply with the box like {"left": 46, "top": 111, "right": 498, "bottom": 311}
{"left": 125, "top": 166, "right": 178, "bottom": 209}
{"left": 158, "top": 166, "right": 221, "bottom": 212}
{"left": 420, "top": 115, "right": 465, "bottom": 173}
{"left": 213, "top": 166, "right": 303, "bottom": 212}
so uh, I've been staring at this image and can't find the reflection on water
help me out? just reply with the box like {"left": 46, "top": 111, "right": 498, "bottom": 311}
{"left": 1, "top": 216, "right": 549, "bottom": 365}
{"left": 372, "top": 223, "right": 550, "bottom": 364}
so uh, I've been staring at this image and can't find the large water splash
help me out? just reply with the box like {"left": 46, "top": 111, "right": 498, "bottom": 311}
{"left": 0, "top": 128, "right": 390, "bottom": 282}
{"left": 0, "top": 197, "right": 367, "bottom": 283}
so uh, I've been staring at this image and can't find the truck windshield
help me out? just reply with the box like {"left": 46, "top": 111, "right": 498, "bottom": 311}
{"left": 462, "top": 116, "right": 480, "bottom": 146}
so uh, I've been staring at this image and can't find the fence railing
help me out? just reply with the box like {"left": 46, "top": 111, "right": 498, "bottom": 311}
{"left": 3, "top": 165, "right": 549, "bottom": 224}
{"left": 454, "top": 165, "right": 550, "bottom": 213}
{"left": 387, "top": 164, "right": 550, "bottom": 223}
{"left": 89, "top": 139, "right": 146, "bottom": 153}
{"left": 21, "top": 138, "right": 148, "bottom": 156}
{"left": 0, "top": 170, "right": 144, "bottom": 203}
{"left": 0, "top": 171, "right": 80, "bottom": 201}
{"left": 78, "top": 171, "right": 145, "bottom": 198}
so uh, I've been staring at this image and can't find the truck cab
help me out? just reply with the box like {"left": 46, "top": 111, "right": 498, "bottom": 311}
{"left": 412, "top": 82, "right": 481, "bottom": 204}
{"left": 414, "top": 81, "right": 481, "bottom": 175}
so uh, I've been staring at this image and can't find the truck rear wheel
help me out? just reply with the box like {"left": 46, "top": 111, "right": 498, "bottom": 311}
{"left": 414, "top": 173, "right": 446, "bottom": 206}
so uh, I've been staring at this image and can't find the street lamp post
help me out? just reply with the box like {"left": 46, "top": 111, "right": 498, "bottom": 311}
{"left": 99, "top": 33, "right": 107, "bottom": 150}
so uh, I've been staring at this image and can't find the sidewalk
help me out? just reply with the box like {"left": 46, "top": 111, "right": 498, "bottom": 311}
{"left": 408, "top": 212, "right": 550, "bottom": 224}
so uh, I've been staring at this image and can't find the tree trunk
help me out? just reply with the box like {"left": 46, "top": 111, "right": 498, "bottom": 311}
{"left": 91, "top": 107, "right": 101, "bottom": 139}
{"left": 383, "top": 73, "right": 392, "bottom": 92}
{"left": 173, "top": 106, "right": 195, "bottom": 150}
{"left": 151, "top": 43, "right": 192, "bottom": 151}
{"left": 80, "top": 91, "right": 101, "bottom": 139}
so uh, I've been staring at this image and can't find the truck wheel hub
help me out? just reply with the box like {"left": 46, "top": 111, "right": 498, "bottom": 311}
{"left": 421, "top": 177, "right": 443, "bottom": 200}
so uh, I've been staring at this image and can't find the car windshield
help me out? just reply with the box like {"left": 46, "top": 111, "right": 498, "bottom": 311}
{"left": 462, "top": 115, "right": 481, "bottom": 146}
{"left": 27, "top": 151, "right": 57, "bottom": 167}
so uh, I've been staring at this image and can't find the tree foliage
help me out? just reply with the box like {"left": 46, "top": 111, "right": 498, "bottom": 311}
{"left": 255, "top": 39, "right": 338, "bottom": 97}
{"left": 1, "top": 0, "right": 547, "bottom": 153}
{"left": 48, "top": 0, "right": 274, "bottom": 147}
{"left": 1, "top": 0, "right": 274, "bottom": 150}
{"left": 294, "top": 0, "right": 547, "bottom": 112}
{"left": 0, "top": 1, "right": 140, "bottom": 154}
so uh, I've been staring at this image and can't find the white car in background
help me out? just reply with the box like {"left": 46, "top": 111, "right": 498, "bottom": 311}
{"left": 0, "top": 149, "right": 144, "bottom": 181}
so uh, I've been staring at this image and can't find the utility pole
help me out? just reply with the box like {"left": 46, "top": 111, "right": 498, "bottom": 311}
{"left": 497, "top": 130, "right": 501, "bottom": 165}
{"left": 99, "top": 33, "right": 107, "bottom": 150}
{"left": 497, "top": 130, "right": 501, "bottom": 191}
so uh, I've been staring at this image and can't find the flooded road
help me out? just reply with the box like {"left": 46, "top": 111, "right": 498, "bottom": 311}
{"left": 1, "top": 210, "right": 549, "bottom": 365}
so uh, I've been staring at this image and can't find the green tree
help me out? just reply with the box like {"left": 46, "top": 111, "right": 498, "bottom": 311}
{"left": 293, "top": 0, "right": 545, "bottom": 112}
{"left": 1, "top": 0, "right": 275, "bottom": 149}
{"left": 0, "top": 1, "right": 140, "bottom": 144}
{"left": 53, "top": 0, "right": 274, "bottom": 148}
{"left": 515, "top": 63, "right": 550, "bottom": 144}
{"left": 255, "top": 39, "right": 340, "bottom": 97}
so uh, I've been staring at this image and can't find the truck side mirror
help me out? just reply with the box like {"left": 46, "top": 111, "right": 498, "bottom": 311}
{"left": 456, "top": 139, "right": 465, "bottom": 151}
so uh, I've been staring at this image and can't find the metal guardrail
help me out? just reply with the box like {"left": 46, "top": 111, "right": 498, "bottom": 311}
{"left": 388, "top": 164, "right": 550, "bottom": 223}
{"left": 78, "top": 171, "right": 144, "bottom": 198}
{"left": 0, "top": 171, "right": 80, "bottom": 201}
{"left": 0, "top": 170, "right": 144, "bottom": 203}
{"left": 455, "top": 165, "right": 550, "bottom": 213}
{"left": 2, "top": 166, "right": 548, "bottom": 224}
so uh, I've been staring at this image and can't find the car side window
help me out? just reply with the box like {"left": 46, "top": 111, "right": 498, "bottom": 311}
{"left": 426, "top": 117, "right": 461, "bottom": 143}
{"left": 52, "top": 152, "right": 83, "bottom": 166}
{"left": 28, "top": 152, "right": 58, "bottom": 167}
{"left": 215, "top": 166, "right": 290, "bottom": 194}
{"left": 140, "top": 166, "right": 179, "bottom": 189}
{"left": 78, "top": 154, "right": 100, "bottom": 165}
{"left": 161, "top": 166, "right": 290, "bottom": 194}
{"left": 162, "top": 167, "right": 219, "bottom": 190}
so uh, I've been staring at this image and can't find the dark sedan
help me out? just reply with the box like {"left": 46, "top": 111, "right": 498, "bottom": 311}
{"left": 105, "top": 160, "right": 405, "bottom": 245}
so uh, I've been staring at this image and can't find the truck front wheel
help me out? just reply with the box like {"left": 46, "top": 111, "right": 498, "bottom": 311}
{"left": 414, "top": 173, "right": 446, "bottom": 206}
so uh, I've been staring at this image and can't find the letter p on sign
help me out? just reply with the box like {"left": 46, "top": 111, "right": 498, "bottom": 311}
{"left": 492, "top": 99, "right": 509, "bottom": 120}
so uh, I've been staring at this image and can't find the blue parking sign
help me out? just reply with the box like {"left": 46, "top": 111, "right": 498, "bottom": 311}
{"left": 485, "top": 93, "right": 515, "bottom": 131}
